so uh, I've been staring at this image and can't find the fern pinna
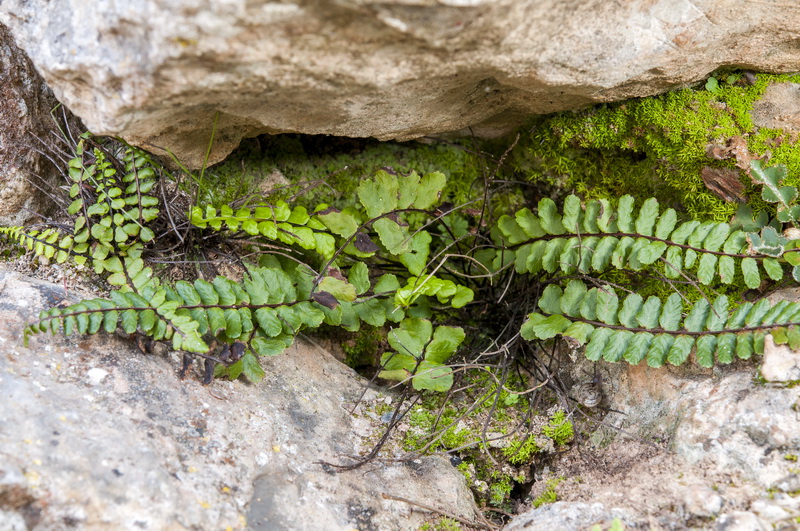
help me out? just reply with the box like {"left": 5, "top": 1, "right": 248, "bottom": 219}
{"left": 509, "top": 191, "right": 800, "bottom": 367}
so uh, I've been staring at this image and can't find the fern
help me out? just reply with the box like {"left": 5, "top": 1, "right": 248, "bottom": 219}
{"left": 1, "top": 136, "right": 161, "bottom": 280}
{"left": 509, "top": 186, "right": 800, "bottom": 368}
{"left": 15, "top": 134, "right": 800, "bottom": 386}
{"left": 520, "top": 279, "right": 800, "bottom": 367}
{"left": 187, "top": 168, "right": 473, "bottom": 316}
{"left": 0, "top": 225, "right": 87, "bottom": 264}
{"left": 379, "top": 318, "right": 466, "bottom": 392}
{"left": 20, "top": 159, "right": 472, "bottom": 388}
{"left": 26, "top": 256, "right": 328, "bottom": 382}
{"left": 497, "top": 194, "right": 800, "bottom": 289}
{"left": 190, "top": 201, "right": 337, "bottom": 259}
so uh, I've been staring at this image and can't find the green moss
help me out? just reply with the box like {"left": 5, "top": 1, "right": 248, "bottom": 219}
{"left": 532, "top": 477, "right": 563, "bottom": 509}
{"left": 203, "top": 135, "right": 485, "bottom": 210}
{"left": 341, "top": 326, "right": 385, "bottom": 369}
{"left": 514, "top": 71, "right": 800, "bottom": 223}
{"left": 395, "top": 371, "right": 571, "bottom": 509}
{"left": 404, "top": 406, "right": 472, "bottom": 451}
{"left": 419, "top": 517, "right": 461, "bottom": 531}
{"left": 543, "top": 410, "right": 574, "bottom": 446}
{"left": 501, "top": 409, "right": 573, "bottom": 465}
{"left": 489, "top": 474, "right": 515, "bottom": 506}
{"left": 590, "top": 518, "right": 625, "bottom": 531}
{"left": 502, "top": 435, "right": 541, "bottom": 465}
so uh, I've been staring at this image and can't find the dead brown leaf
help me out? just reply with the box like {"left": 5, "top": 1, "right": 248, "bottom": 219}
{"left": 700, "top": 166, "right": 746, "bottom": 202}
{"left": 705, "top": 136, "right": 752, "bottom": 171}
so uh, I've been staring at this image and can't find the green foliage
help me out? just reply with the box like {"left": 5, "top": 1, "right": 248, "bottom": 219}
{"left": 18, "top": 106, "right": 800, "bottom": 518}
{"left": 502, "top": 435, "right": 541, "bottom": 466}
{"left": 514, "top": 71, "right": 800, "bottom": 222}
{"left": 419, "top": 517, "right": 462, "bottom": 531}
{"left": 543, "top": 410, "right": 574, "bottom": 446}
{"left": 501, "top": 410, "right": 573, "bottom": 465}
{"left": 27, "top": 258, "right": 327, "bottom": 381}
{"left": 590, "top": 518, "right": 625, "bottom": 531}
{"left": 489, "top": 475, "right": 514, "bottom": 506}
{"left": 1, "top": 136, "right": 160, "bottom": 277}
{"left": 521, "top": 256, "right": 800, "bottom": 367}
{"left": 532, "top": 477, "right": 563, "bottom": 509}
{"left": 201, "top": 135, "right": 483, "bottom": 210}
{"left": 18, "top": 152, "right": 473, "bottom": 387}
{"left": 14, "top": 81, "right": 800, "bottom": 403}
{"left": 14, "top": 127, "right": 800, "bottom": 384}
{"left": 499, "top": 192, "right": 800, "bottom": 290}
{"left": 190, "top": 201, "right": 335, "bottom": 258}
{"left": 379, "top": 319, "right": 465, "bottom": 392}
{"left": 188, "top": 167, "right": 473, "bottom": 319}
{"left": 750, "top": 159, "right": 800, "bottom": 224}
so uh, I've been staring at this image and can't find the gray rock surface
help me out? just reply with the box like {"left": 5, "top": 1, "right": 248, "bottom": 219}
{"left": 715, "top": 511, "right": 770, "bottom": 531}
{"left": 506, "top": 330, "right": 800, "bottom": 529}
{"left": 0, "top": 269, "right": 477, "bottom": 529}
{"left": 751, "top": 82, "right": 800, "bottom": 134}
{"left": 760, "top": 334, "right": 800, "bottom": 383}
{"left": 0, "top": 24, "right": 74, "bottom": 225}
{"left": 3, "top": 1, "right": 800, "bottom": 167}
{"left": 668, "top": 370, "right": 800, "bottom": 489}
{"left": 503, "top": 502, "right": 634, "bottom": 530}
{"left": 683, "top": 484, "right": 724, "bottom": 518}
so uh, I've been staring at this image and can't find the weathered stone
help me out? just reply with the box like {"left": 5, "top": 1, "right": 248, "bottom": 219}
{"left": 715, "top": 511, "right": 770, "bottom": 531}
{"left": 750, "top": 498, "right": 794, "bottom": 523}
{"left": 0, "top": 24, "right": 76, "bottom": 225}
{"left": 761, "top": 334, "right": 800, "bottom": 383}
{"left": 507, "top": 337, "right": 800, "bottom": 529}
{"left": 762, "top": 288, "right": 800, "bottom": 382}
{"left": 751, "top": 83, "right": 800, "bottom": 133}
{"left": 503, "top": 502, "right": 635, "bottom": 530}
{"left": 669, "top": 371, "right": 800, "bottom": 488}
{"left": 683, "top": 484, "right": 724, "bottom": 518}
{"left": 3, "top": 1, "right": 800, "bottom": 167}
{"left": 0, "top": 269, "right": 478, "bottom": 529}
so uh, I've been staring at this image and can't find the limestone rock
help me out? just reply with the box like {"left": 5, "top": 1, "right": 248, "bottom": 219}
{"left": 506, "top": 347, "right": 800, "bottom": 529}
{"left": 761, "top": 334, "right": 800, "bottom": 383}
{"left": 3, "top": 1, "right": 800, "bottom": 167}
{"left": 503, "top": 502, "right": 635, "bottom": 530}
{"left": 0, "top": 269, "right": 477, "bottom": 529}
{"left": 598, "top": 363, "right": 800, "bottom": 490}
{"left": 751, "top": 83, "right": 800, "bottom": 134}
{"left": 0, "top": 24, "right": 76, "bottom": 225}
{"left": 762, "top": 288, "right": 800, "bottom": 382}
{"left": 715, "top": 511, "right": 770, "bottom": 531}
{"left": 669, "top": 371, "right": 800, "bottom": 489}
{"left": 683, "top": 484, "right": 724, "bottom": 518}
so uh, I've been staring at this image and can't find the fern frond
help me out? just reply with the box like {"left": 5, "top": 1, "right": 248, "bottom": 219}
{"left": 2, "top": 140, "right": 162, "bottom": 275}
{"left": 189, "top": 169, "right": 449, "bottom": 264}
{"left": 498, "top": 194, "right": 798, "bottom": 288}
{"left": 0, "top": 226, "right": 87, "bottom": 264}
{"left": 190, "top": 201, "right": 338, "bottom": 259}
{"left": 521, "top": 279, "right": 800, "bottom": 367}
{"left": 66, "top": 141, "right": 160, "bottom": 253}
{"left": 24, "top": 261, "right": 332, "bottom": 380}
{"left": 24, "top": 253, "right": 444, "bottom": 381}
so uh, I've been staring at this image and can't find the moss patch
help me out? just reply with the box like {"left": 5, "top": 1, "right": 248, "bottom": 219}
{"left": 393, "top": 370, "right": 573, "bottom": 509}
{"left": 513, "top": 71, "right": 800, "bottom": 222}
{"left": 202, "top": 135, "right": 487, "bottom": 211}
